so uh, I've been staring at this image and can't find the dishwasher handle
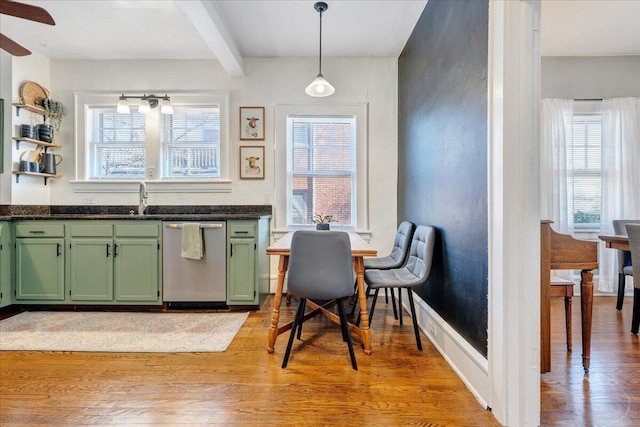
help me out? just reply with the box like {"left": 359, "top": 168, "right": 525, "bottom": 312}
{"left": 165, "top": 223, "right": 223, "bottom": 229}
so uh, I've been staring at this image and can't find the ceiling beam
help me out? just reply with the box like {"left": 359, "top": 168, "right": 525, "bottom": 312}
{"left": 176, "top": 0, "right": 244, "bottom": 77}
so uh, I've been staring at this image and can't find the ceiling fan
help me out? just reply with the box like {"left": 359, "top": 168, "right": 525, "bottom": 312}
{"left": 0, "top": 0, "right": 55, "bottom": 56}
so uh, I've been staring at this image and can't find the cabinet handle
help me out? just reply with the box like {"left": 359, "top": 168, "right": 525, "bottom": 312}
{"left": 29, "top": 230, "right": 45, "bottom": 234}
{"left": 114, "top": 243, "right": 118, "bottom": 257}
{"left": 56, "top": 243, "right": 61, "bottom": 257}
{"left": 230, "top": 243, "right": 233, "bottom": 257}
{"left": 235, "top": 231, "right": 248, "bottom": 234}
{"left": 106, "top": 244, "right": 110, "bottom": 257}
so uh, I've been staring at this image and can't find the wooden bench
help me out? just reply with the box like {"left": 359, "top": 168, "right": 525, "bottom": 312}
{"left": 551, "top": 276, "right": 574, "bottom": 352}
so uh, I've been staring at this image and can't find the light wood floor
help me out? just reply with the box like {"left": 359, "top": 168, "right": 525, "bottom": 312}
{"left": 0, "top": 296, "right": 636, "bottom": 426}
{"left": 541, "top": 295, "right": 640, "bottom": 426}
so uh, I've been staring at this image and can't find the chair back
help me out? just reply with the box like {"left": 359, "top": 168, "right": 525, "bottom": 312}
{"left": 613, "top": 220, "right": 640, "bottom": 272}
{"left": 626, "top": 224, "right": 640, "bottom": 290}
{"left": 287, "top": 231, "right": 354, "bottom": 301}
{"left": 404, "top": 225, "right": 436, "bottom": 283}
{"left": 388, "top": 221, "right": 416, "bottom": 267}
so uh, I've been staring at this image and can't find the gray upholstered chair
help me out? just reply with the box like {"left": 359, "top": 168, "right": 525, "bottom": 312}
{"left": 613, "top": 220, "right": 640, "bottom": 310}
{"left": 363, "top": 225, "right": 436, "bottom": 350}
{"left": 625, "top": 224, "right": 640, "bottom": 335}
{"left": 351, "top": 221, "right": 416, "bottom": 318}
{"left": 282, "top": 231, "right": 358, "bottom": 370}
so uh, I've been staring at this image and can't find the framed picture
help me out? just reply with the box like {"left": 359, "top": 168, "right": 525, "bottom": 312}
{"left": 239, "top": 145, "right": 265, "bottom": 179}
{"left": 239, "top": 106, "right": 265, "bottom": 140}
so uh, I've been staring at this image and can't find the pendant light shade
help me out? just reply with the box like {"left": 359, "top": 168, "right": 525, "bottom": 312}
{"left": 305, "top": 73, "right": 335, "bottom": 97}
{"left": 307, "top": 2, "right": 334, "bottom": 97}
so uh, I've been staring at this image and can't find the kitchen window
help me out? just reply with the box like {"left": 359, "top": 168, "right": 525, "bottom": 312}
{"left": 74, "top": 92, "right": 230, "bottom": 191}
{"left": 274, "top": 104, "right": 369, "bottom": 232}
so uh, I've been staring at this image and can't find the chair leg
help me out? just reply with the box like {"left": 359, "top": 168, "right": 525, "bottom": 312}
{"left": 384, "top": 287, "right": 389, "bottom": 304}
{"left": 282, "top": 298, "right": 307, "bottom": 368}
{"left": 617, "top": 273, "right": 626, "bottom": 310}
{"left": 564, "top": 296, "right": 572, "bottom": 352}
{"left": 367, "top": 288, "right": 381, "bottom": 324}
{"left": 389, "top": 288, "right": 398, "bottom": 320}
{"left": 398, "top": 288, "right": 403, "bottom": 325}
{"left": 337, "top": 298, "right": 358, "bottom": 370}
{"left": 407, "top": 288, "right": 422, "bottom": 351}
{"left": 632, "top": 288, "right": 640, "bottom": 335}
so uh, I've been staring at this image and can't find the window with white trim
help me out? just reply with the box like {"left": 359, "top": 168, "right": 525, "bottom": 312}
{"left": 161, "top": 106, "right": 220, "bottom": 178}
{"left": 76, "top": 92, "right": 229, "bottom": 187}
{"left": 570, "top": 107, "right": 602, "bottom": 226}
{"left": 274, "top": 103, "right": 368, "bottom": 232}
{"left": 287, "top": 116, "right": 356, "bottom": 227}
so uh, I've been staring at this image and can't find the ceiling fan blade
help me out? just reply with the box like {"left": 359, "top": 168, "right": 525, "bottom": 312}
{"left": 0, "top": 0, "right": 55, "bottom": 25}
{"left": 0, "top": 33, "right": 31, "bottom": 56}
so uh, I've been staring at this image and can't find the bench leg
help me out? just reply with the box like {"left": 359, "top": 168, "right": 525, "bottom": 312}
{"left": 564, "top": 295, "right": 572, "bottom": 353}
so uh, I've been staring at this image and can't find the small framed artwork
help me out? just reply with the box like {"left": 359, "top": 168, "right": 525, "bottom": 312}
{"left": 239, "top": 145, "right": 265, "bottom": 179}
{"left": 239, "top": 106, "right": 265, "bottom": 140}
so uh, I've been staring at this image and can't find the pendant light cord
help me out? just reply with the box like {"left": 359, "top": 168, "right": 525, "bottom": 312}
{"left": 318, "top": 9, "right": 323, "bottom": 75}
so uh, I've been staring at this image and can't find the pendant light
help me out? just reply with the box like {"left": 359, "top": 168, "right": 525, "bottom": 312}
{"left": 306, "top": 2, "right": 335, "bottom": 97}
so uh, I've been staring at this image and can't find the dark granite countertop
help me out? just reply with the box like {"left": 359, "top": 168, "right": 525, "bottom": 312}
{"left": 0, "top": 205, "right": 272, "bottom": 221}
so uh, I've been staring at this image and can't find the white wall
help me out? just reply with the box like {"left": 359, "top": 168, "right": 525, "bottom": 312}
{"left": 11, "top": 56, "right": 398, "bottom": 253}
{"left": 8, "top": 52, "right": 51, "bottom": 205}
{"left": 541, "top": 55, "right": 640, "bottom": 98}
{"left": 0, "top": 50, "right": 12, "bottom": 204}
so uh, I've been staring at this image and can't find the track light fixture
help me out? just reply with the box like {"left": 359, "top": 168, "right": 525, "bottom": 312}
{"left": 116, "top": 94, "right": 173, "bottom": 114}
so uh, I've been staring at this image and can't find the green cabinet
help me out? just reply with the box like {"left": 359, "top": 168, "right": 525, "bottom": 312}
{"left": 114, "top": 238, "right": 159, "bottom": 302}
{"left": 15, "top": 222, "right": 65, "bottom": 301}
{"left": 0, "top": 222, "right": 13, "bottom": 307}
{"left": 68, "top": 221, "right": 161, "bottom": 304}
{"left": 227, "top": 218, "right": 270, "bottom": 307}
{"left": 70, "top": 237, "right": 113, "bottom": 301}
{"left": 12, "top": 220, "right": 161, "bottom": 306}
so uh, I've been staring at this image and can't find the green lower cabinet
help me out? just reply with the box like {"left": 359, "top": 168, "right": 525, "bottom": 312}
{"left": 227, "top": 237, "right": 257, "bottom": 304}
{"left": 70, "top": 238, "right": 113, "bottom": 301}
{"left": 15, "top": 238, "right": 65, "bottom": 301}
{"left": 114, "top": 238, "right": 159, "bottom": 302}
{"left": 226, "top": 218, "right": 270, "bottom": 307}
{"left": 0, "top": 222, "right": 13, "bottom": 308}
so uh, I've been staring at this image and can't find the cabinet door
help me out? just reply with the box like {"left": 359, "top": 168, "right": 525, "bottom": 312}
{"left": 0, "top": 222, "right": 12, "bottom": 308}
{"left": 69, "top": 238, "right": 113, "bottom": 301}
{"left": 227, "top": 237, "right": 257, "bottom": 304}
{"left": 16, "top": 238, "right": 65, "bottom": 300}
{"left": 114, "top": 238, "right": 159, "bottom": 302}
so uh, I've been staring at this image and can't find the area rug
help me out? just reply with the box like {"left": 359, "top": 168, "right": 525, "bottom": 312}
{"left": 0, "top": 311, "right": 249, "bottom": 353}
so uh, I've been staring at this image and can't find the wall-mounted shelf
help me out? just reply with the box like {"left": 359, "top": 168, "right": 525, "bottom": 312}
{"left": 12, "top": 137, "right": 61, "bottom": 151}
{"left": 12, "top": 103, "right": 45, "bottom": 116}
{"left": 13, "top": 171, "right": 61, "bottom": 185}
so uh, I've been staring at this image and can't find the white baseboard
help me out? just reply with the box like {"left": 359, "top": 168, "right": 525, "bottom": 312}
{"left": 398, "top": 291, "right": 490, "bottom": 409}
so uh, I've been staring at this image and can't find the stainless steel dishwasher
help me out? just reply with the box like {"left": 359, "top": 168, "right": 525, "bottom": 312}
{"left": 162, "top": 221, "right": 227, "bottom": 308}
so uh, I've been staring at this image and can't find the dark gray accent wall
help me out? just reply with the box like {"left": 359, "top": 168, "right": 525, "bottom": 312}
{"left": 398, "top": 0, "right": 489, "bottom": 356}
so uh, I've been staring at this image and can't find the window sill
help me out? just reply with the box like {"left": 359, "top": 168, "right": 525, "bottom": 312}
{"left": 69, "top": 180, "right": 232, "bottom": 194}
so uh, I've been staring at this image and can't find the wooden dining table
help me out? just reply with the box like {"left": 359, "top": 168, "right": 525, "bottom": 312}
{"left": 599, "top": 234, "right": 630, "bottom": 251}
{"left": 266, "top": 231, "right": 377, "bottom": 355}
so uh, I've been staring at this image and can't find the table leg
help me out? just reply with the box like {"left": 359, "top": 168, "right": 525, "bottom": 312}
{"left": 354, "top": 256, "right": 372, "bottom": 354}
{"left": 268, "top": 255, "right": 289, "bottom": 353}
{"left": 580, "top": 269, "right": 593, "bottom": 373}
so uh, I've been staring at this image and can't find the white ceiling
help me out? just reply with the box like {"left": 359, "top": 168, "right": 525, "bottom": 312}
{"left": 1, "top": 0, "right": 639, "bottom": 75}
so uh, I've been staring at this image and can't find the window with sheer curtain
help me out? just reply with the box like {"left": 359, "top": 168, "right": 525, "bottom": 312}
{"left": 570, "top": 112, "right": 602, "bottom": 227}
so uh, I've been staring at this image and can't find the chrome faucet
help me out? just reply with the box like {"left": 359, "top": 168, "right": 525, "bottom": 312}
{"left": 138, "top": 181, "right": 148, "bottom": 215}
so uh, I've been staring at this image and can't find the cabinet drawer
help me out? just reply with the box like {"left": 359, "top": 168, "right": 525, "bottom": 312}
{"left": 115, "top": 223, "right": 159, "bottom": 237}
{"left": 15, "top": 223, "right": 65, "bottom": 238}
{"left": 69, "top": 223, "right": 114, "bottom": 237}
{"left": 228, "top": 222, "right": 256, "bottom": 237}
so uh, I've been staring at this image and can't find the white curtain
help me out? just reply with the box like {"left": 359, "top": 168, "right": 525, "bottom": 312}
{"left": 540, "top": 98, "right": 574, "bottom": 234}
{"left": 599, "top": 97, "right": 640, "bottom": 292}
